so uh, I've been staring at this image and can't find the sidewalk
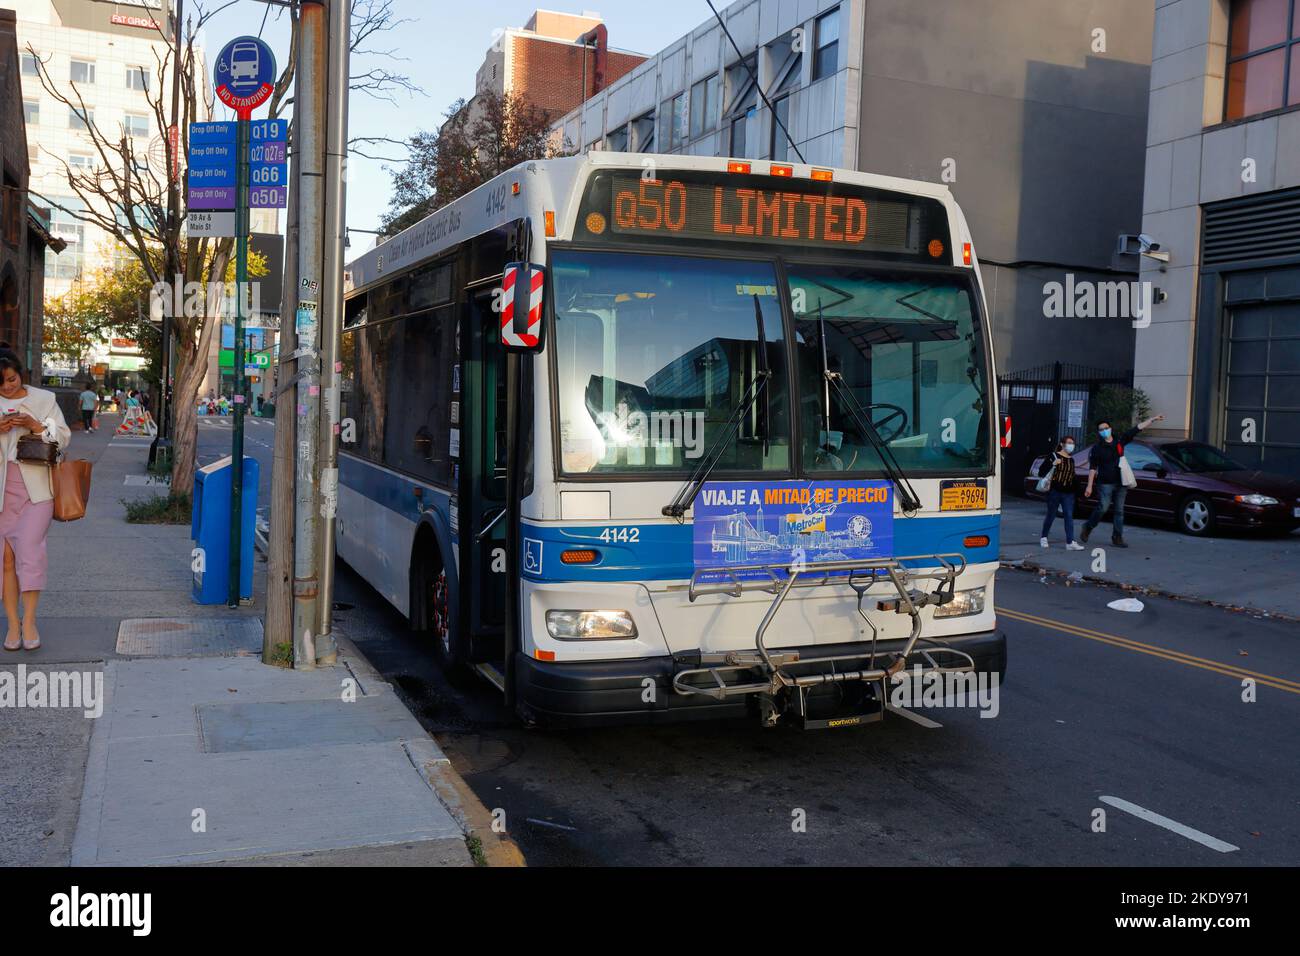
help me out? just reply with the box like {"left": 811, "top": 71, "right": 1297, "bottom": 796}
{"left": 4, "top": 415, "right": 516, "bottom": 867}
{"left": 1000, "top": 496, "right": 1300, "bottom": 619}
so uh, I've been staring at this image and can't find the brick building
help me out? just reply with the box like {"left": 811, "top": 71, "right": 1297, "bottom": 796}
{"left": 472, "top": 9, "right": 647, "bottom": 122}
{"left": 1, "top": 7, "right": 62, "bottom": 376}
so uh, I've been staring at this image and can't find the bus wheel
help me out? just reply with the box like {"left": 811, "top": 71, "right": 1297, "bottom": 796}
{"left": 428, "top": 563, "right": 467, "bottom": 670}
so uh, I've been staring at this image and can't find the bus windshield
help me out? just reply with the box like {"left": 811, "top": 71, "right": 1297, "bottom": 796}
{"left": 550, "top": 251, "right": 991, "bottom": 478}
{"left": 788, "top": 264, "right": 991, "bottom": 475}
{"left": 551, "top": 249, "right": 790, "bottom": 475}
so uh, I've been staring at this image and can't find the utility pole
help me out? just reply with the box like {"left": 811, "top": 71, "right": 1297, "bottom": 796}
{"left": 312, "top": 0, "right": 349, "bottom": 665}
{"left": 263, "top": 114, "right": 300, "bottom": 663}
{"left": 290, "top": 0, "right": 327, "bottom": 666}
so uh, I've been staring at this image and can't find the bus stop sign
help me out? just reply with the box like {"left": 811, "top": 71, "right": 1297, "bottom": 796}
{"left": 214, "top": 36, "right": 276, "bottom": 119}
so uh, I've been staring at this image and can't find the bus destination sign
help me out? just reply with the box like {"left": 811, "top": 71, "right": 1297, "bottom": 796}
{"left": 601, "top": 173, "right": 920, "bottom": 253}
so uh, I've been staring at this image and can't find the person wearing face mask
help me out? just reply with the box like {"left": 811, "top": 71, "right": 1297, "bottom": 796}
{"left": 1038, "top": 437, "right": 1084, "bottom": 550}
{"left": 1081, "top": 413, "right": 1165, "bottom": 548}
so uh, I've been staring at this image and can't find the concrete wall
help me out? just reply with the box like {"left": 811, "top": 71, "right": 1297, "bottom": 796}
{"left": 856, "top": 0, "right": 1153, "bottom": 375}
{"left": 1137, "top": 0, "right": 1300, "bottom": 439}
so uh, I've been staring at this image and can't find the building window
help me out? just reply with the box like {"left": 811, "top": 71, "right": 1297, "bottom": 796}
{"left": 1224, "top": 0, "right": 1300, "bottom": 120}
{"left": 660, "top": 93, "right": 687, "bottom": 151}
{"left": 813, "top": 7, "right": 841, "bottom": 81}
{"left": 771, "top": 95, "right": 793, "bottom": 161}
{"left": 126, "top": 66, "right": 150, "bottom": 92}
{"left": 2, "top": 173, "right": 20, "bottom": 247}
{"left": 70, "top": 59, "right": 95, "bottom": 85}
{"left": 20, "top": 52, "right": 39, "bottom": 77}
{"left": 23, "top": 99, "right": 38, "bottom": 124}
{"left": 690, "top": 73, "right": 721, "bottom": 139}
{"left": 606, "top": 124, "right": 629, "bottom": 151}
{"left": 69, "top": 153, "right": 95, "bottom": 170}
{"left": 124, "top": 113, "right": 150, "bottom": 138}
{"left": 766, "top": 31, "right": 802, "bottom": 160}
{"left": 724, "top": 56, "right": 759, "bottom": 157}
{"left": 70, "top": 107, "right": 94, "bottom": 132}
{"left": 630, "top": 110, "right": 655, "bottom": 151}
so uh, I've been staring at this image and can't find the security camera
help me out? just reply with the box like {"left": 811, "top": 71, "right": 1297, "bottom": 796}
{"left": 1117, "top": 233, "right": 1170, "bottom": 263}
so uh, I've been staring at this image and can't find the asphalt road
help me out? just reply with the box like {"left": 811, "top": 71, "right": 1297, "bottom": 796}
{"left": 205, "top": 423, "right": 1300, "bottom": 866}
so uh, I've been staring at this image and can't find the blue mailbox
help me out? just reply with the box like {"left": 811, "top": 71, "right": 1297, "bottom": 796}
{"left": 192, "top": 456, "right": 259, "bottom": 604}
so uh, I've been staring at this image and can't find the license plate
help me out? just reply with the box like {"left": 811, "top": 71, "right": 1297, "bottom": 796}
{"left": 940, "top": 479, "right": 988, "bottom": 511}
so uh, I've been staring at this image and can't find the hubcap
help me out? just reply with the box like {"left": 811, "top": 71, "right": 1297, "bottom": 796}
{"left": 431, "top": 569, "right": 450, "bottom": 656}
{"left": 1184, "top": 500, "right": 1209, "bottom": 532}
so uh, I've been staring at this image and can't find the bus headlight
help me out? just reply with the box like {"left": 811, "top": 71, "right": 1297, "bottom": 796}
{"left": 933, "top": 587, "right": 985, "bottom": 618}
{"left": 545, "top": 610, "right": 638, "bottom": 640}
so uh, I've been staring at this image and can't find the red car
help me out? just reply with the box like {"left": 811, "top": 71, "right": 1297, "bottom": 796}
{"left": 1022, "top": 440, "right": 1300, "bottom": 536}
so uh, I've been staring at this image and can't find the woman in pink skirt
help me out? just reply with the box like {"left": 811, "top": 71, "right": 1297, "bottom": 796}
{"left": 0, "top": 351, "right": 70, "bottom": 651}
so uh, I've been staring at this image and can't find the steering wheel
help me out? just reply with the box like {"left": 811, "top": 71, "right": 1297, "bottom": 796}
{"left": 866, "top": 403, "right": 909, "bottom": 444}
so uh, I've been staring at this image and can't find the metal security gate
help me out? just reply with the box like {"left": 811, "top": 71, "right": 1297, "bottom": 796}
{"left": 998, "top": 362, "right": 1131, "bottom": 496}
{"left": 1223, "top": 300, "right": 1300, "bottom": 474}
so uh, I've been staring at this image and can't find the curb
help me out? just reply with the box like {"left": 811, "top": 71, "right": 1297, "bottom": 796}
{"left": 1000, "top": 557, "right": 1295, "bottom": 622}
{"left": 331, "top": 632, "right": 525, "bottom": 867}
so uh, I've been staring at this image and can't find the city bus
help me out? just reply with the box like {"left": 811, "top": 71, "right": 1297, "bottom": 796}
{"left": 339, "top": 152, "right": 1004, "bottom": 729}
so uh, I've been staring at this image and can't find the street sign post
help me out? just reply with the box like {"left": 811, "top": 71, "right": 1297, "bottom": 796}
{"left": 213, "top": 34, "right": 276, "bottom": 608}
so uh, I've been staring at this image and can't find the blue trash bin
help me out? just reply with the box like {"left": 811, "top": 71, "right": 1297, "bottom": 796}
{"left": 191, "top": 456, "right": 259, "bottom": 604}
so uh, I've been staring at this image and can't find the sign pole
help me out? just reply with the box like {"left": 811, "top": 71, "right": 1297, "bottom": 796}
{"left": 228, "top": 112, "right": 250, "bottom": 608}
{"left": 211, "top": 34, "right": 277, "bottom": 609}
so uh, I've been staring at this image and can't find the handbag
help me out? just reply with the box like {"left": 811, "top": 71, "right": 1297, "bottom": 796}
{"left": 51, "top": 459, "right": 93, "bottom": 522}
{"left": 16, "top": 435, "right": 59, "bottom": 464}
{"left": 1035, "top": 473, "right": 1052, "bottom": 493}
{"left": 1118, "top": 455, "right": 1138, "bottom": 489}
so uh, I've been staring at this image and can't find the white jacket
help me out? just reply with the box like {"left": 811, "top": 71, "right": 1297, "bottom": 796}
{"left": 0, "top": 386, "right": 72, "bottom": 506}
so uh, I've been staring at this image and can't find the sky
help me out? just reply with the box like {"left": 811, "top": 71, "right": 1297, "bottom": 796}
{"left": 197, "top": 0, "right": 716, "bottom": 251}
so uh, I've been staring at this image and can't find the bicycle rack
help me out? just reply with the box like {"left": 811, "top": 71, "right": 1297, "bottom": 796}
{"left": 672, "top": 553, "right": 976, "bottom": 728}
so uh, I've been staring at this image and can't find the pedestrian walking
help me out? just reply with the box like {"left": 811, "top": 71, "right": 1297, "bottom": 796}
{"left": 77, "top": 383, "right": 98, "bottom": 433}
{"left": 1081, "top": 413, "right": 1165, "bottom": 548}
{"left": 1038, "top": 437, "right": 1084, "bottom": 550}
{"left": 0, "top": 350, "right": 71, "bottom": 652}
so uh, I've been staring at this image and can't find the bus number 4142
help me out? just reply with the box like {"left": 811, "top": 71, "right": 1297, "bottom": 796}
{"left": 598, "top": 527, "right": 640, "bottom": 544}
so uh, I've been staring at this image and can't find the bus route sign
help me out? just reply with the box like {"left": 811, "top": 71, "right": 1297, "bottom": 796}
{"left": 693, "top": 480, "right": 894, "bottom": 579}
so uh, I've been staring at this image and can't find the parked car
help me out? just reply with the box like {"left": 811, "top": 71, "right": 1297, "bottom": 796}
{"left": 1022, "top": 440, "right": 1300, "bottom": 536}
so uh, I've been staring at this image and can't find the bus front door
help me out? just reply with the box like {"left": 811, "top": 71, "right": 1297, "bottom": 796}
{"left": 460, "top": 289, "right": 508, "bottom": 667}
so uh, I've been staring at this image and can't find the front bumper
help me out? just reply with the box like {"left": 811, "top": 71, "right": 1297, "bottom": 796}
{"left": 515, "top": 629, "right": 1007, "bottom": 728}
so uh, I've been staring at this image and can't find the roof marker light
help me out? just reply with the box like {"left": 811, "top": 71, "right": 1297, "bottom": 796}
{"left": 544, "top": 210, "right": 556, "bottom": 237}
{"left": 770, "top": 164, "right": 793, "bottom": 177}
{"left": 727, "top": 161, "right": 751, "bottom": 174}
{"left": 963, "top": 242, "right": 973, "bottom": 266}
{"left": 811, "top": 168, "right": 834, "bottom": 182}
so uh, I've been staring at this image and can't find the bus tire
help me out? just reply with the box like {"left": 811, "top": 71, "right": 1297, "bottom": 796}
{"left": 412, "top": 544, "right": 467, "bottom": 671}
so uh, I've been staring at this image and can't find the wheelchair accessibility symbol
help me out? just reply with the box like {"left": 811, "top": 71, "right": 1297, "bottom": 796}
{"left": 523, "top": 538, "right": 543, "bottom": 575}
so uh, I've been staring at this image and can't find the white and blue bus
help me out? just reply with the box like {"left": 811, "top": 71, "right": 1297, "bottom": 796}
{"left": 340, "top": 152, "right": 1004, "bottom": 728}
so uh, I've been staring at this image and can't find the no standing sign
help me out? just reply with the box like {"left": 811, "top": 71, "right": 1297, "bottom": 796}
{"left": 214, "top": 35, "right": 276, "bottom": 119}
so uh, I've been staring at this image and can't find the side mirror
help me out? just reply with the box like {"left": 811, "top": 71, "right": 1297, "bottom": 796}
{"left": 501, "top": 262, "right": 545, "bottom": 352}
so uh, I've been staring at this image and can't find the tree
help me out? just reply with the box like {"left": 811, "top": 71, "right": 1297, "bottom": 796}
{"left": 1089, "top": 385, "right": 1152, "bottom": 444}
{"left": 381, "top": 89, "right": 566, "bottom": 235}
{"left": 28, "top": 0, "right": 418, "bottom": 493}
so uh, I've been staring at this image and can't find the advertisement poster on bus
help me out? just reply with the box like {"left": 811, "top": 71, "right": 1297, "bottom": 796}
{"left": 693, "top": 480, "right": 894, "bottom": 579}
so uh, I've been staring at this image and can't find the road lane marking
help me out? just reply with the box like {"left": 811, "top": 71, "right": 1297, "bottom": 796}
{"left": 886, "top": 705, "right": 942, "bottom": 728}
{"left": 997, "top": 606, "right": 1300, "bottom": 695}
{"left": 1099, "top": 796, "right": 1239, "bottom": 853}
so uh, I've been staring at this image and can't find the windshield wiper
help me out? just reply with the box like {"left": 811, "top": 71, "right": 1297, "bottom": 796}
{"left": 662, "top": 298, "right": 772, "bottom": 519}
{"left": 816, "top": 302, "right": 922, "bottom": 514}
